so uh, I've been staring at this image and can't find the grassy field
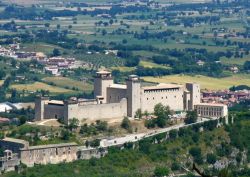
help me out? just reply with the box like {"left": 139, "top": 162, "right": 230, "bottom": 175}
{"left": 0, "top": 80, "right": 3, "bottom": 86}
{"left": 21, "top": 42, "right": 65, "bottom": 55}
{"left": 42, "top": 77, "right": 93, "bottom": 92}
{"left": 111, "top": 66, "right": 135, "bottom": 72}
{"left": 220, "top": 57, "right": 250, "bottom": 66}
{"left": 143, "top": 74, "right": 250, "bottom": 90}
{"left": 111, "top": 61, "right": 171, "bottom": 72}
{"left": 139, "top": 60, "right": 171, "bottom": 69}
{"left": 10, "top": 82, "right": 75, "bottom": 93}
{"left": 133, "top": 50, "right": 162, "bottom": 58}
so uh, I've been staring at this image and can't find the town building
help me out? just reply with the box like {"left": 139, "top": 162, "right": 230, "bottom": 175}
{"left": 194, "top": 103, "right": 228, "bottom": 118}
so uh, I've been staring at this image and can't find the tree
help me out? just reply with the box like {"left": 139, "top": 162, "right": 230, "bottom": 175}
{"left": 95, "top": 120, "right": 108, "bottom": 131}
{"left": 11, "top": 59, "right": 17, "bottom": 68}
{"left": 61, "top": 129, "right": 70, "bottom": 140}
{"left": 56, "top": 24, "right": 61, "bottom": 29}
{"left": 145, "top": 119, "right": 155, "bottom": 128}
{"left": 19, "top": 116, "right": 27, "bottom": 125}
{"left": 154, "top": 103, "right": 171, "bottom": 119}
{"left": 89, "top": 139, "right": 100, "bottom": 147}
{"left": 0, "top": 147, "right": 4, "bottom": 157}
{"left": 121, "top": 117, "right": 132, "bottom": 131}
{"left": 206, "top": 153, "right": 217, "bottom": 164}
{"left": 171, "top": 162, "right": 181, "bottom": 171}
{"left": 0, "top": 70, "right": 6, "bottom": 80}
{"left": 154, "top": 103, "right": 171, "bottom": 127}
{"left": 44, "top": 23, "right": 50, "bottom": 28}
{"left": 156, "top": 117, "right": 167, "bottom": 128}
{"left": 122, "top": 39, "right": 127, "bottom": 44}
{"left": 189, "top": 147, "right": 201, "bottom": 158}
{"left": 11, "top": 89, "right": 18, "bottom": 99}
{"left": 185, "top": 111, "right": 198, "bottom": 124}
{"left": 101, "top": 29, "right": 107, "bottom": 36}
{"left": 169, "top": 129, "right": 178, "bottom": 140}
{"left": 0, "top": 132, "right": 4, "bottom": 139}
{"left": 52, "top": 48, "right": 61, "bottom": 56}
{"left": 154, "top": 166, "right": 170, "bottom": 177}
{"left": 109, "top": 19, "right": 113, "bottom": 25}
{"left": 189, "top": 147, "right": 203, "bottom": 164}
{"left": 243, "top": 61, "right": 250, "bottom": 71}
{"left": 135, "top": 109, "right": 142, "bottom": 119}
{"left": 68, "top": 118, "right": 79, "bottom": 131}
{"left": 218, "top": 168, "right": 233, "bottom": 177}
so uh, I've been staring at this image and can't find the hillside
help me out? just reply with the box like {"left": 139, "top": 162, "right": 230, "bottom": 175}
{"left": 4, "top": 112, "right": 250, "bottom": 177}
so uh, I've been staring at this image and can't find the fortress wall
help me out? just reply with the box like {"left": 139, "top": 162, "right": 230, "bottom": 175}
{"left": 107, "top": 87, "right": 127, "bottom": 103}
{"left": 20, "top": 145, "right": 77, "bottom": 167}
{"left": 66, "top": 98, "right": 127, "bottom": 123}
{"left": 44, "top": 104, "right": 65, "bottom": 119}
{"left": 141, "top": 88, "right": 184, "bottom": 113}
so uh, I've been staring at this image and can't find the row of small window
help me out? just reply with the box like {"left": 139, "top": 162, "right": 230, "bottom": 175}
{"left": 146, "top": 95, "right": 179, "bottom": 100}
{"left": 198, "top": 111, "right": 222, "bottom": 116}
{"left": 144, "top": 89, "right": 180, "bottom": 93}
{"left": 197, "top": 107, "right": 222, "bottom": 111}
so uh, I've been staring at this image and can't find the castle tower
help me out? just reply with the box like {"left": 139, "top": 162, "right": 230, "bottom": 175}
{"left": 94, "top": 71, "right": 113, "bottom": 103}
{"left": 126, "top": 75, "right": 141, "bottom": 118}
{"left": 186, "top": 83, "right": 201, "bottom": 110}
{"left": 34, "top": 97, "right": 48, "bottom": 121}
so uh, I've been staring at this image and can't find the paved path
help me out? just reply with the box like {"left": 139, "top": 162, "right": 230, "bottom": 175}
{"left": 100, "top": 118, "right": 211, "bottom": 148}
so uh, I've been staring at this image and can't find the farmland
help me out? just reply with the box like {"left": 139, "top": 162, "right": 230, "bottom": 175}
{"left": 139, "top": 61, "right": 171, "bottom": 69}
{"left": 10, "top": 82, "right": 75, "bottom": 94}
{"left": 143, "top": 74, "right": 250, "bottom": 90}
{"left": 0, "top": 0, "right": 249, "bottom": 102}
{"left": 42, "top": 77, "right": 93, "bottom": 92}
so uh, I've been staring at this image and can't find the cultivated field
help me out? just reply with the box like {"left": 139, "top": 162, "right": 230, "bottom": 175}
{"left": 143, "top": 74, "right": 250, "bottom": 90}
{"left": 220, "top": 57, "right": 250, "bottom": 66}
{"left": 42, "top": 77, "right": 93, "bottom": 92}
{"left": 10, "top": 82, "right": 75, "bottom": 93}
{"left": 21, "top": 43, "right": 65, "bottom": 55}
{"left": 139, "top": 60, "right": 171, "bottom": 69}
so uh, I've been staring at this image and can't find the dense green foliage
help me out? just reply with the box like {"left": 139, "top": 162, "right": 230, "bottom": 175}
{"left": 184, "top": 111, "right": 198, "bottom": 124}
{"left": 145, "top": 103, "right": 172, "bottom": 128}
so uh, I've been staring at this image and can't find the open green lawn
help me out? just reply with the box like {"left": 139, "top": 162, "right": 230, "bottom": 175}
{"left": 42, "top": 77, "right": 93, "bottom": 92}
{"left": 10, "top": 82, "right": 75, "bottom": 94}
{"left": 143, "top": 74, "right": 250, "bottom": 90}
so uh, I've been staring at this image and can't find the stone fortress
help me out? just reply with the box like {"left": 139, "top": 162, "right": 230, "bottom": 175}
{"left": 0, "top": 71, "right": 228, "bottom": 172}
{"left": 35, "top": 71, "right": 228, "bottom": 124}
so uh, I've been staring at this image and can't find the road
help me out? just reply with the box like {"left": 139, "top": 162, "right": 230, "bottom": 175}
{"left": 100, "top": 118, "right": 211, "bottom": 148}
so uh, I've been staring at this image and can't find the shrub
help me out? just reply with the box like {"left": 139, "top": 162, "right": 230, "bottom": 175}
{"left": 154, "top": 166, "right": 170, "bottom": 177}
